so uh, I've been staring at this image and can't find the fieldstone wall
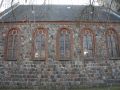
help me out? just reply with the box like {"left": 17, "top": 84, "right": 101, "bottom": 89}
{"left": 0, "top": 22, "right": 120, "bottom": 88}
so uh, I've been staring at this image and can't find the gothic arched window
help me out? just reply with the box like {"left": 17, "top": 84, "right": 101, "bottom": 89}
{"left": 81, "top": 29, "right": 95, "bottom": 58}
{"left": 32, "top": 28, "right": 48, "bottom": 60}
{"left": 56, "top": 28, "right": 73, "bottom": 60}
{"left": 6, "top": 28, "right": 20, "bottom": 60}
{"left": 106, "top": 29, "right": 120, "bottom": 58}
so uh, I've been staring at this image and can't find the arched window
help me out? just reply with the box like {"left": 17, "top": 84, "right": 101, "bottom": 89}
{"left": 56, "top": 28, "right": 73, "bottom": 60}
{"left": 32, "top": 28, "right": 48, "bottom": 60}
{"left": 106, "top": 29, "right": 120, "bottom": 58}
{"left": 6, "top": 28, "right": 20, "bottom": 60}
{"left": 81, "top": 29, "right": 95, "bottom": 58}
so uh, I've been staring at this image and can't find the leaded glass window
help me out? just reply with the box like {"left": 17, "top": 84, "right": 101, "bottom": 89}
{"left": 6, "top": 29, "right": 20, "bottom": 60}
{"left": 57, "top": 28, "right": 73, "bottom": 60}
{"left": 106, "top": 29, "right": 120, "bottom": 58}
{"left": 60, "top": 30, "right": 70, "bottom": 59}
{"left": 32, "top": 29, "right": 47, "bottom": 60}
{"left": 82, "top": 29, "right": 95, "bottom": 57}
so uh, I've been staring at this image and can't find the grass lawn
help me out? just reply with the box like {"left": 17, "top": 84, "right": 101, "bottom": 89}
{"left": 0, "top": 86, "right": 120, "bottom": 90}
{"left": 76, "top": 86, "right": 120, "bottom": 90}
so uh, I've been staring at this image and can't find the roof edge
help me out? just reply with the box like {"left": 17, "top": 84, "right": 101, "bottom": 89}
{"left": 0, "top": 20, "right": 119, "bottom": 24}
{"left": 0, "top": 3, "right": 19, "bottom": 19}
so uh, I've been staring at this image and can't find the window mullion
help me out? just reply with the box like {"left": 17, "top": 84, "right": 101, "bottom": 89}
{"left": 86, "top": 35, "right": 89, "bottom": 57}
{"left": 13, "top": 35, "right": 17, "bottom": 59}
{"left": 11, "top": 35, "right": 15, "bottom": 59}
{"left": 110, "top": 35, "right": 114, "bottom": 57}
{"left": 64, "top": 33, "right": 66, "bottom": 58}
{"left": 40, "top": 34, "right": 42, "bottom": 58}
{"left": 114, "top": 36, "right": 119, "bottom": 57}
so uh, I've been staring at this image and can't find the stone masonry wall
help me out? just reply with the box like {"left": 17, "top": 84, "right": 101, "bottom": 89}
{"left": 0, "top": 22, "right": 120, "bottom": 88}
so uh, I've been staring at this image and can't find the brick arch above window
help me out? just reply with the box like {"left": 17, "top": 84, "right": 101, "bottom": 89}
{"left": 5, "top": 27, "right": 21, "bottom": 61}
{"left": 32, "top": 28, "right": 48, "bottom": 61}
{"left": 105, "top": 28, "right": 120, "bottom": 59}
{"left": 56, "top": 27, "right": 73, "bottom": 60}
{"left": 80, "top": 28, "right": 96, "bottom": 59}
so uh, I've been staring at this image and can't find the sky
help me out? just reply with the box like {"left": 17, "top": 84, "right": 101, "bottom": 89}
{"left": 0, "top": 0, "right": 99, "bottom": 12}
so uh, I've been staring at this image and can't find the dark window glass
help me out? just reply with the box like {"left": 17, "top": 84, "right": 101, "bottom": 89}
{"left": 106, "top": 30, "right": 120, "bottom": 58}
{"left": 7, "top": 30, "right": 19, "bottom": 60}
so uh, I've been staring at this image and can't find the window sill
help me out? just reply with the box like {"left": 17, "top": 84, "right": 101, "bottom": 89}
{"left": 84, "top": 57, "right": 94, "bottom": 61}
{"left": 59, "top": 58, "right": 71, "bottom": 61}
{"left": 109, "top": 57, "right": 120, "bottom": 60}
{"left": 33, "top": 59, "right": 46, "bottom": 61}
{"left": 6, "top": 59, "right": 17, "bottom": 61}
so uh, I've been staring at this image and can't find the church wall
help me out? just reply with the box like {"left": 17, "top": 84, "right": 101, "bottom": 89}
{"left": 0, "top": 22, "right": 120, "bottom": 88}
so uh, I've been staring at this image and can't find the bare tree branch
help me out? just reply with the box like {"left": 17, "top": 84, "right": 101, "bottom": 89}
{"left": 0, "top": 0, "right": 4, "bottom": 8}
